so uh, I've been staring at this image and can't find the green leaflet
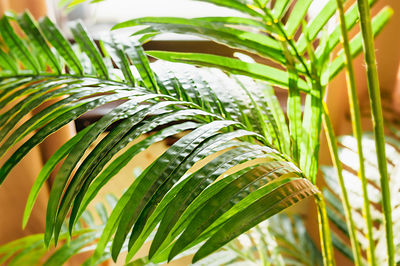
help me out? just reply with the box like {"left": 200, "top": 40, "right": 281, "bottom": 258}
{"left": 0, "top": 48, "right": 18, "bottom": 74}
{"left": 0, "top": 78, "right": 71, "bottom": 112}
{"left": 44, "top": 232, "right": 99, "bottom": 266}
{"left": 286, "top": 59, "right": 302, "bottom": 163}
{"left": 272, "top": 0, "right": 292, "bottom": 20}
{"left": 0, "top": 15, "right": 40, "bottom": 73}
{"left": 113, "top": 17, "right": 285, "bottom": 64}
{"left": 0, "top": 81, "right": 84, "bottom": 144}
{"left": 189, "top": 0, "right": 265, "bottom": 19}
{"left": 168, "top": 163, "right": 300, "bottom": 260}
{"left": 284, "top": 0, "right": 313, "bottom": 38}
{"left": 193, "top": 16, "right": 268, "bottom": 30}
{"left": 0, "top": 234, "right": 43, "bottom": 264}
{"left": 331, "top": 233, "right": 355, "bottom": 262}
{"left": 84, "top": 168, "right": 147, "bottom": 265}
{"left": 313, "top": 0, "right": 376, "bottom": 57}
{"left": 299, "top": 23, "right": 324, "bottom": 183}
{"left": 0, "top": 77, "right": 34, "bottom": 99}
{"left": 70, "top": 22, "right": 109, "bottom": 79}
{"left": 328, "top": 7, "right": 393, "bottom": 83}
{"left": 22, "top": 125, "right": 94, "bottom": 228}
{"left": 296, "top": 0, "right": 348, "bottom": 53}
{"left": 124, "top": 40, "right": 160, "bottom": 92}
{"left": 153, "top": 176, "right": 298, "bottom": 263}
{"left": 0, "top": 82, "right": 113, "bottom": 158}
{"left": 39, "top": 17, "right": 83, "bottom": 75}
{"left": 0, "top": 227, "right": 99, "bottom": 266}
{"left": 147, "top": 51, "right": 310, "bottom": 92}
{"left": 8, "top": 241, "right": 46, "bottom": 266}
{"left": 233, "top": 76, "right": 279, "bottom": 147}
{"left": 261, "top": 84, "right": 291, "bottom": 156}
{"left": 133, "top": 166, "right": 260, "bottom": 263}
{"left": 17, "top": 12, "right": 62, "bottom": 74}
{"left": 104, "top": 37, "right": 136, "bottom": 86}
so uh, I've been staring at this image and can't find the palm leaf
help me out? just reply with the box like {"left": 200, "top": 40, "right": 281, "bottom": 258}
{"left": 111, "top": 0, "right": 391, "bottom": 186}
{"left": 0, "top": 12, "right": 317, "bottom": 264}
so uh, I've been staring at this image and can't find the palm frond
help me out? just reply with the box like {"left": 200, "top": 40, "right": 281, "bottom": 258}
{"left": 0, "top": 12, "right": 317, "bottom": 264}
{"left": 111, "top": 0, "right": 392, "bottom": 183}
{"left": 322, "top": 133, "right": 400, "bottom": 265}
{"left": 55, "top": 0, "right": 395, "bottom": 264}
{"left": 112, "top": 0, "right": 390, "bottom": 85}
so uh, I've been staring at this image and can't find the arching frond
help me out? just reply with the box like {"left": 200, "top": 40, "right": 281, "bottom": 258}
{"left": 0, "top": 12, "right": 317, "bottom": 264}
{"left": 111, "top": 0, "right": 392, "bottom": 182}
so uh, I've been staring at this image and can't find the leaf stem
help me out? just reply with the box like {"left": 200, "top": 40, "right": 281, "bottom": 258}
{"left": 334, "top": 0, "right": 376, "bottom": 264}
{"left": 356, "top": 0, "right": 394, "bottom": 265}
{"left": 315, "top": 192, "right": 335, "bottom": 266}
{"left": 322, "top": 103, "right": 363, "bottom": 266}
{"left": 257, "top": 4, "right": 312, "bottom": 78}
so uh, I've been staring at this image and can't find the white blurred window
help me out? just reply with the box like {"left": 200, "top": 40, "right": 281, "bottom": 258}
{"left": 47, "top": 0, "right": 333, "bottom": 39}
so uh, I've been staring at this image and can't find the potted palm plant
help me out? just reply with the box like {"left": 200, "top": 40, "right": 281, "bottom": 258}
{"left": 0, "top": 0, "right": 398, "bottom": 265}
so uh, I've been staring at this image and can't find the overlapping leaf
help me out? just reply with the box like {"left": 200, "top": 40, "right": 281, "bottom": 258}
{"left": 0, "top": 12, "right": 317, "bottom": 264}
{"left": 111, "top": 0, "right": 391, "bottom": 184}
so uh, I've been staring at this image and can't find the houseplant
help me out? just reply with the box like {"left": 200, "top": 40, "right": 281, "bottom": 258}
{"left": 0, "top": 0, "right": 397, "bottom": 264}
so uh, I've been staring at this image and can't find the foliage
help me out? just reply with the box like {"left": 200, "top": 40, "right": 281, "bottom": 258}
{"left": 0, "top": 195, "right": 118, "bottom": 265}
{"left": 0, "top": 11, "right": 317, "bottom": 264}
{"left": 0, "top": 0, "right": 395, "bottom": 265}
{"left": 323, "top": 131, "right": 400, "bottom": 265}
{"left": 1, "top": 193, "right": 321, "bottom": 266}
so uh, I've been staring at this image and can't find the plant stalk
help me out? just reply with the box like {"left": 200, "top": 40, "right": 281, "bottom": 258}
{"left": 315, "top": 192, "right": 335, "bottom": 266}
{"left": 356, "top": 0, "right": 394, "bottom": 265}
{"left": 334, "top": 0, "right": 376, "bottom": 264}
{"left": 322, "top": 103, "right": 363, "bottom": 266}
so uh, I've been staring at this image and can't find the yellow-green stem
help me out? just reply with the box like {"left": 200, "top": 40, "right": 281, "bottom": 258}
{"left": 256, "top": 4, "right": 335, "bottom": 265}
{"left": 335, "top": 0, "right": 376, "bottom": 264}
{"left": 356, "top": 0, "right": 394, "bottom": 265}
{"left": 322, "top": 103, "right": 363, "bottom": 266}
{"left": 315, "top": 192, "right": 335, "bottom": 266}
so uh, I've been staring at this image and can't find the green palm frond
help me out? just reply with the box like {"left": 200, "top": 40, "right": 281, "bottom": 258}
{"left": 111, "top": 0, "right": 392, "bottom": 183}
{"left": 322, "top": 133, "right": 400, "bottom": 265}
{"left": 54, "top": 0, "right": 397, "bottom": 265}
{"left": 0, "top": 12, "right": 318, "bottom": 264}
{"left": 112, "top": 0, "right": 391, "bottom": 84}
{"left": 0, "top": 195, "right": 117, "bottom": 266}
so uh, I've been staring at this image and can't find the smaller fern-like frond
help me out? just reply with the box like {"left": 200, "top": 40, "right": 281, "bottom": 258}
{"left": 322, "top": 133, "right": 400, "bottom": 265}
